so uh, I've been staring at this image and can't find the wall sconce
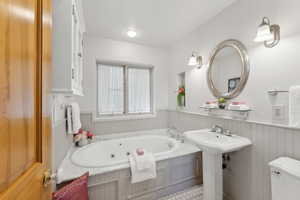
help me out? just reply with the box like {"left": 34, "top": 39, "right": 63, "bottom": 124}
{"left": 188, "top": 52, "right": 203, "bottom": 68}
{"left": 254, "top": 17, "right": 280, "bottom": 48}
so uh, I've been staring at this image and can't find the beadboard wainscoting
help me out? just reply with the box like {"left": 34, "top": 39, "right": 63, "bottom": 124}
{"left": 86, "top": 153, "right": 202, "bottom": 200}
{"left": 80, "top": 110, "right": 168, "bottom": 135}
{"left": 168, "top": 110, "right": 300, "bottom": 200}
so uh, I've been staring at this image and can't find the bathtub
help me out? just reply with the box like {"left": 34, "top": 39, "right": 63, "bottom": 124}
{"left": 71, "top": 135, "right": 179, "bottom": 168}
{"left": 56, "top": 129, "right": 202, "bottom": 193}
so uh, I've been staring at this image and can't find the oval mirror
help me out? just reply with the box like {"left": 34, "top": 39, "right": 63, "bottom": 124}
{"left": 207, "top": 39, "right": 250, "bottom": 99}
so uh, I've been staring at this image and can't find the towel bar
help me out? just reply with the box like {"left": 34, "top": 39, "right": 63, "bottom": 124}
{"left": 268, "top": 89, "right": 288, "bottom": 96}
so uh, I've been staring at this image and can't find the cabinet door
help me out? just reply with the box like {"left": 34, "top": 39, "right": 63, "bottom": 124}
{"left": 78, "top": 31, "right": 84, "bottom": 93}
{"left": 71, "top": 0, "right": 83, "bottom": 95}
{"left": 71, "top": 0, "right": 79, "bottom": 93}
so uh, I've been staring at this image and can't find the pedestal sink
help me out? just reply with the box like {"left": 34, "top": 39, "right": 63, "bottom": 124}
{"left": 184, "top": 129, "right": 252, "bottom": 200}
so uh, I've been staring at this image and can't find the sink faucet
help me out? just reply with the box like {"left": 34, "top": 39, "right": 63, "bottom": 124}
{"left": 211, "top": 125, "right": 224, "bottom": 133}
{"left": 211, "top": 125, "right": 233, "bottom": 137}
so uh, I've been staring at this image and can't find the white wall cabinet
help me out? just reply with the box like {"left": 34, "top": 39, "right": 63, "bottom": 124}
{"left": 53, "top": 0, "right": 85, "bottom": 96}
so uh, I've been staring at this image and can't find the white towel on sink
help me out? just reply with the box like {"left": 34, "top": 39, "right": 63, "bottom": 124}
{"left": 129, "top": 150, "right": 156, "bottom": 183}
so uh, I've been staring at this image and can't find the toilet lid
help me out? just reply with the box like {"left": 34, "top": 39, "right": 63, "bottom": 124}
{"left": 269, "top": 157, "right": 300, "bottom": 179}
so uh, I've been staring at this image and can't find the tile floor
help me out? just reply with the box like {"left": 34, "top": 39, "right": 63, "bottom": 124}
{"left": 159, "top": 185, "right": 203, "bottom": 200}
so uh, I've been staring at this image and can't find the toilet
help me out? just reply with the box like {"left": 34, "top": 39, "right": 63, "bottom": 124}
{"left": 269, "top": 157, "right": 300, "bottom": 200}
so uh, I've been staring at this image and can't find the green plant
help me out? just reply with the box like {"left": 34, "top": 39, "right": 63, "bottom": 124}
{"left": 218, "top": 98, "right": 226, "bottom": 104}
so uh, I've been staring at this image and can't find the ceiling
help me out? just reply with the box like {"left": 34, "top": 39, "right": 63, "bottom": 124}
{"left": 82, "top": 0, "right": 236, "bottom": 47}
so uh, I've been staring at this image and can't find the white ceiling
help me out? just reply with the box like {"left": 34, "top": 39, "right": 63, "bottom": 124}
{"left": 82, "top": 0, "right": 236, "bottom": 47}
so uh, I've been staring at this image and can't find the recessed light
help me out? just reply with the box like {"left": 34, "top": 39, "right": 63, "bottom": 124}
{"left": 127, "top": 30, "right": 137, "bottom": 38}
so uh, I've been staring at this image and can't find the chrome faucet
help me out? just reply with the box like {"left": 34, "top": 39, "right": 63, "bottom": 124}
{"left": 211, "top": 125, "right": 224, "bottom": 133}
{"left": 168, "top": 126, "right": 184, "bottom": 142}
{"left": 211, "top": 125, "right": 233, "bottom": 137}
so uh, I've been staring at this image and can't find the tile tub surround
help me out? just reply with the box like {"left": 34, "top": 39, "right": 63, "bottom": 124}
{"left": 168, "top": 110, "right": 300, "bottom": 200}
{"left": 80, "top": 110, "right": 168, "bottom": 135}
{"left": 52, "top": 109, "right": 168, "bottom": 171}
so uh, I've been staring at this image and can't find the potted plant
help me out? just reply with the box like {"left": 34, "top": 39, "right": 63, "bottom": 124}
{"left": 218, "top": 98, "right": 226, "bottom": 109}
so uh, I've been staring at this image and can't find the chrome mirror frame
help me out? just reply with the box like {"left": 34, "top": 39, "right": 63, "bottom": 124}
{"left": 207, "top": 39, "right": 250, "bottom": 99}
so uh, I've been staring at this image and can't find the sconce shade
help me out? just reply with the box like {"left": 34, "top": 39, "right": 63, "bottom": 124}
{"left": 188, "top": 55, "right": 198, "bottom": 66}
{"left": 188, "top": 54, "right": 202, "bottom": 68}
{"left": 254, "top": 24, "right": 274, "bottom": 42}
{"left": 254, "top": 17, "right": 280, "bottom": 48}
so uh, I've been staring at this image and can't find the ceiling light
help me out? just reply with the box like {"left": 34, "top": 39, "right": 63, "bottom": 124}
{"left": 188, "top": 52, "right": 203, "bottom": 68}
{"left": 127, "top": 30, "right": 137, "bottom": 38}
{"left": 254, "top": 17, "right": 280, "bottom": 48}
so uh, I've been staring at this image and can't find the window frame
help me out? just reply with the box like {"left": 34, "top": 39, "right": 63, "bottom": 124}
{"left": 95, "top": 60, "right": 155, "bottom": 121}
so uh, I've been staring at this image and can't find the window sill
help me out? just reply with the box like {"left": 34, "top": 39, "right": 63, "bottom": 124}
{"left": 93, "top": 113, "right": 157, "bottom": 122}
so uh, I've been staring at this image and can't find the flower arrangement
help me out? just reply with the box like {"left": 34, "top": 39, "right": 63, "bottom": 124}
{"left": 177, "top": 86, "right": 185, "bottom": 107}
{"left": 74, "top": 128, "right": 95, "bottom": 147}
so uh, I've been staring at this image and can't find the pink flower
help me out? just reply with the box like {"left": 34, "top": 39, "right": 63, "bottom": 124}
{"left": 178, "top": 87, "right": 185, "bottom": 95}
{"left": 87, "top": 131, "right": 94, "bottom": 139}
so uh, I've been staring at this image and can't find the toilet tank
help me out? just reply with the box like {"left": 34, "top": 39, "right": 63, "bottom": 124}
{"left": 269, "top": 157, "right": 300, "bottom": 200}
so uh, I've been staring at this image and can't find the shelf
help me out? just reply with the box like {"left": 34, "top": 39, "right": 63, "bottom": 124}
{"left": 199, "top": 106, "right": 252, "bottom": 112}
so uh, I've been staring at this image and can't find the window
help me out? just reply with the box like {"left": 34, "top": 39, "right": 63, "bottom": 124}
{"left": 97, "top": 62, "right": 153, "bottom": 118}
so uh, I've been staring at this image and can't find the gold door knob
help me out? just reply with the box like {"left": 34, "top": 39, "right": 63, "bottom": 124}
{"left": 43, "top": 170, "right": 56, "bottom": 187}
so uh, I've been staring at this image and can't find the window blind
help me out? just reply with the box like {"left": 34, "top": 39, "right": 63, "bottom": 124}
{"left": 128, "top": 68, "right": 151, "bottom": 113}
{"left": 98, "top": 64, "right": 124, "bottom": 114}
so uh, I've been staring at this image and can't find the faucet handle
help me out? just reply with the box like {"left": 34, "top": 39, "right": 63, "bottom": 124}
{"left": 211, "top": 125, "right": 223, "bottom": 133}
{"left": 211, "top": 125, "right": 218, "bottom": 132}
{"left": 224, "top": 129, "right": 233, "bottom": 136}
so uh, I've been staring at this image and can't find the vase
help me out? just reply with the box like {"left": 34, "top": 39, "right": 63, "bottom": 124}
{"left": 177, "top": 94, "right": 185, "bottom": 107}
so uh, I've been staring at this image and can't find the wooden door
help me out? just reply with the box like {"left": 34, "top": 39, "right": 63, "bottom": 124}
{"left": 0, "top": 0, "right": 52, "bottom": 199}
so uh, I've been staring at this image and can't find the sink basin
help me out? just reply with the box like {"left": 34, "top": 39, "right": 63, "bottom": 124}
{"left": 184, "top": 129, "right": 251, "bottom": 153}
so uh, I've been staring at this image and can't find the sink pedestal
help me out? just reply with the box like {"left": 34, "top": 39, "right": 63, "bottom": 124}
{"left": 184, "top": 129, "right": 252, "bottom": 200}
{"left": 203, "top": 151, "right": 223, "bottom": 200}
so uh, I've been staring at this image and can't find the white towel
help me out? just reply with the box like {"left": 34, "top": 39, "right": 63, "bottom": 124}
{"left": 134, "top": 150, "right": 153, "bottom": 171}
{"left": 129, "top": 151, "right": 156, "bottom": 183}
{"left": 66, "top": 102, "right": 82, "bottom": 134}
{"left": 289, "top": 86, "right": 300, "bottom": 127}
{"left": 228, "top": 104, "right": 250, "bottom": 111}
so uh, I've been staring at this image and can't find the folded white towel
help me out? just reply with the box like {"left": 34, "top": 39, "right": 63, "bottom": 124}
{"left": 129, "top": 151, "right": 156, "bottom": 183}
{"left": 289, "top": 86, "right": 300, "bottom": 127}
{"left": 203, "top": 104, "right": 218, "bottom": 109}
{"left": 66, "top": 102, "right": 82, "bottom": 134}
{"left": 228, "top": 104, "right": 250, "bottom": 111}
{"left": 134, "top": 150, "right": 153, "bottom": 171}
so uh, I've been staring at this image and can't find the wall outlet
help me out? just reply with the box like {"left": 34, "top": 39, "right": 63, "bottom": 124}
{"left": 272, "top": 105, "right": 285, "bottom": 121}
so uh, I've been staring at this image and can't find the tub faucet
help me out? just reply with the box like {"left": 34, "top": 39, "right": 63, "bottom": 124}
{"left": 168, "top": 126, "right": 177, "bottom": 138}
{"left": 168, "top": 126, "right": 184, "bottom": 142}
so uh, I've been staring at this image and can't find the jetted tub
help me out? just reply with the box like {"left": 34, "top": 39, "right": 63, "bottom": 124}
{"left": 57, "top": 129, "right": 202, "bottom": 200}
{"left": 71, "top": 135, "right": 179, "bottom": 168}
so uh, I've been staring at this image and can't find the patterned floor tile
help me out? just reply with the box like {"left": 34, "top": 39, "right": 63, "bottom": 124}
{"left": 158, "top": 185, "right": 203, "bottom": 200}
